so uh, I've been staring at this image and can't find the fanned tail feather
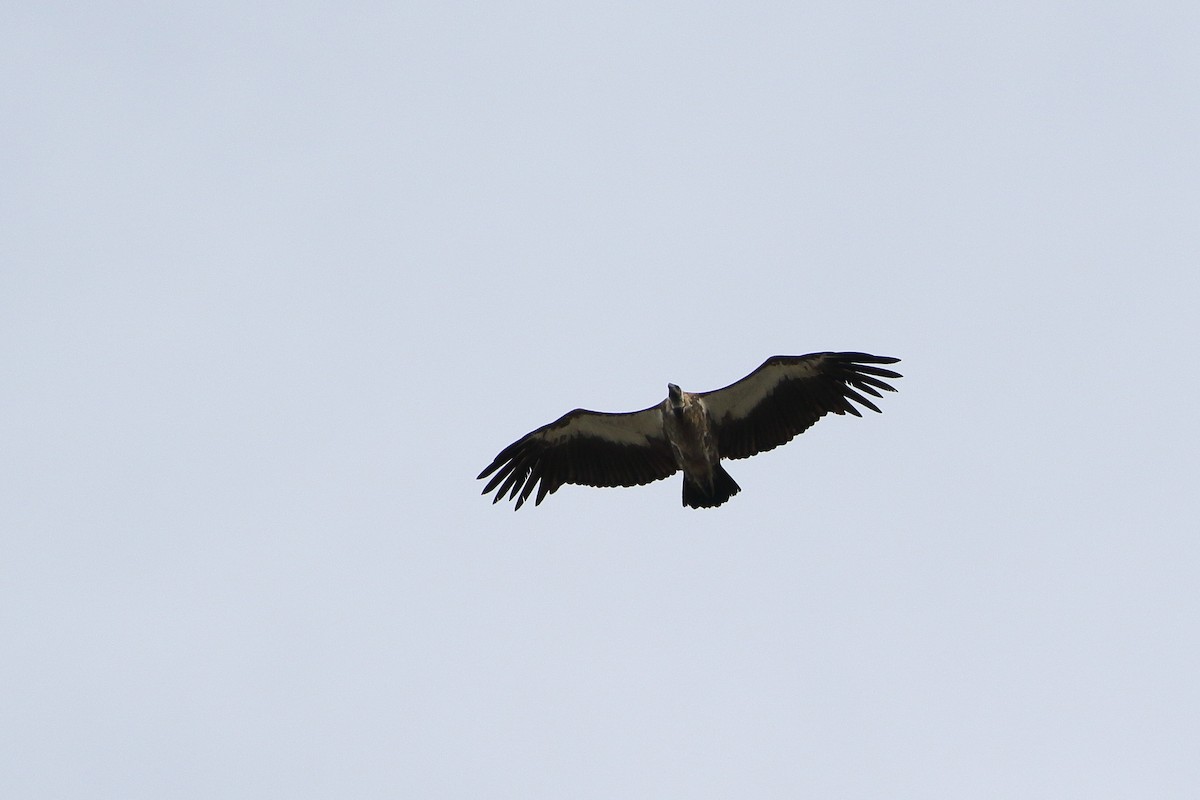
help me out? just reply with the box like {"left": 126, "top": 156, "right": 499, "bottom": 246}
{"left": 682, "top": 464, "right": 741, "bottom": 509}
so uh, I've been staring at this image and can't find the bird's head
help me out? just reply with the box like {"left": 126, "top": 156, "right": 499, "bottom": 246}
{"left": 667, "top": 383, "right": 683, "bottom": 412}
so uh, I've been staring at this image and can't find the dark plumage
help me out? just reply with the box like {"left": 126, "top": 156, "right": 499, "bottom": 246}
{"left": 478, "top": 352, "right": 901, "bottom": 509}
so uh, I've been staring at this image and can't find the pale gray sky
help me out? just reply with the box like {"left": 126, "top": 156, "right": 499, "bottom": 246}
{"left": 3, "top": 2, "right": 1199, "bottom": 797}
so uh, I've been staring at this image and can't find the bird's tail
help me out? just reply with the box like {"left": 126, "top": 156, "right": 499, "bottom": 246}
{"left": 682, "top": 464, "right": 741, "bottom": 509}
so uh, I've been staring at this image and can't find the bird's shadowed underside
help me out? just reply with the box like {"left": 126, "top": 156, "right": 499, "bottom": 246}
{"left": 477, "top": 351, "right": 902, "bottom": 509}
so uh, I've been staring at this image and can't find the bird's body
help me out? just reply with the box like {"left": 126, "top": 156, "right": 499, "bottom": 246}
{"left": 661, "top": 383, "right": 740, "bottom": 508}
{"left": 478, "top": 351, "right": 901, "bottom": 509}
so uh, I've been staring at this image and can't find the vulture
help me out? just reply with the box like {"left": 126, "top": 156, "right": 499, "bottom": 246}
{"left": 478, "top": 351, "right": 901, "bottom": 510}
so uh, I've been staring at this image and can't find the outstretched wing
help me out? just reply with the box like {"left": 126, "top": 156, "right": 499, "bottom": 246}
{"left": 700, "top": 352, "right": 902, "bottom": 460}
{"left": 478, "top": 405, "right": 677, "bottom": 509}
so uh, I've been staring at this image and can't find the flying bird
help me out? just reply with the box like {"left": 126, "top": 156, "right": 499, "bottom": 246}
{"left": 478, "top": 351, "right": 901, "bottom": 510}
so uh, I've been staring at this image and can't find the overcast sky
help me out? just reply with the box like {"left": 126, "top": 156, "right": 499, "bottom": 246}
{"left": 3, "top": 2, "right": 1199, "bottom": 797}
